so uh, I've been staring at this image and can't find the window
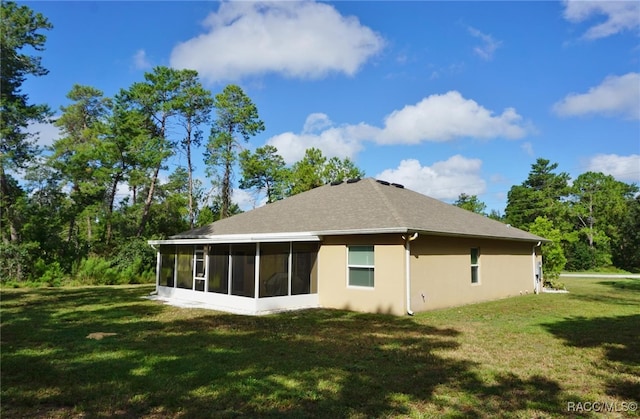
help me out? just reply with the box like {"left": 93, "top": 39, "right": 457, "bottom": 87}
{"left": 471, "top": 248, "right": 480, "bottom": 284}
{"left": 348, "top": 246, "right": 374, "bottom": 287}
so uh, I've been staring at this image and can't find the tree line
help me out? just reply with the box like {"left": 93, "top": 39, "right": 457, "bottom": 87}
{"left": 454, "top": 159, "right": 640, "bottom": 282}
{"left": 0, "top": 2, "right": 362, "bottom": 285}
{"left": 2, "top": 3, "right": 638, "bottom": 286}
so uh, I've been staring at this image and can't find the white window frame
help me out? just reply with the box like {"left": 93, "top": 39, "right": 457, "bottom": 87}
{"left": 347, "top": 245, "right": 375, "bottom": 288}
{"left": 471, "top": 247, "right": 480, "bottom": 285}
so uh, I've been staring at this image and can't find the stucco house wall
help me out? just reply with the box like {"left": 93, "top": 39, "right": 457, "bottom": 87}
{"left": 409, "top": 235, "right": 535, "bottom": 311}
{"left": 319, "top": 234, "right": 407, "bottom": 316}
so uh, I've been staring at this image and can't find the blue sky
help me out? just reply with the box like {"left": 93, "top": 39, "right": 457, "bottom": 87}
{"left": 22, "top": 0, "right": 640, "bottom": 212}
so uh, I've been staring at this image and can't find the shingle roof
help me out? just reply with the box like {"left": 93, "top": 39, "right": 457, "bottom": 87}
{"left": 172, "top": 178, "right": 545, "bottom": 242}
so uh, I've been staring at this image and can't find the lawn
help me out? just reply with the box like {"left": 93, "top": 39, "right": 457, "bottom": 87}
{"left": 1, "top": 277, "right": 638, "bottom": 418}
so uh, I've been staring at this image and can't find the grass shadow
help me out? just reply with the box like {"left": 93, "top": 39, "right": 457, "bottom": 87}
{"left": 2, "top": 286, "right": 574, "bottom": 417}
{"left": 542, "top": 314, "right": 640, "bottom": 402}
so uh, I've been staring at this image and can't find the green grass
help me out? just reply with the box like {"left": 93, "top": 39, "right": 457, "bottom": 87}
{"left": 1, "top": 278, "right": 638, "bottom": 418}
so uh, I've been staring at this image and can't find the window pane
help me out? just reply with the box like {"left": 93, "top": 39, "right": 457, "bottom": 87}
{"left": 471, "top": 266, "right": 479, "bottom": 284}
{"left": 208, "top": 245, "right": 229, "bottom": 294}
{"left": 159, "top": 245, "right": 176, "bottom": 287}
{"left": 349, "top": 267, "right": 374, "bottom": 287}
{"left": 231, "top": 244, "right": 255, "bottom": 298}
{"left": 176, "top": 247, "right": 193, "bottom": 289}
{"left": 260, "top": 243, "right": 289, "bottom": 298}
{"left": 471, "top": 248, "right": 479, "bottom": 265}
{"left": 349, "top": 246, "right": 374, "bottom": 266}
{"left": 292, "top": 242, "right": 318, "bottom": 295}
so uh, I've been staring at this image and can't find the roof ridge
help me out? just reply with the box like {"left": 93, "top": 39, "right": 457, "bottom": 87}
{"left": 369, "top": 178, "right": 405, "bottom": 227}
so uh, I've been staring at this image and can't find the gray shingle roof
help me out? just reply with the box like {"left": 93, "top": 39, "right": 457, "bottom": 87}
{"left": 172, "top": 178, "right": 546, "bottom": 242}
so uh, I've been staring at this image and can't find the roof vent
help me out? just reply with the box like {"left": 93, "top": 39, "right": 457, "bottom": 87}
{"left": 330, "top": 180, "right": 343, "bottom": 186}
{"left": 376, "top": 179, "right": 390, "bottom": 186}
{"left": 391, "top": 183, "right": 404, "bottom": 189}
{"left": 346, "top": 178, "right": 361, "bottom": 184}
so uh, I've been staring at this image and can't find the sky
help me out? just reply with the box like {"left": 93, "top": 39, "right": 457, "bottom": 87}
{"left": 21, "top": 0, "right": 640, "bottom": 213}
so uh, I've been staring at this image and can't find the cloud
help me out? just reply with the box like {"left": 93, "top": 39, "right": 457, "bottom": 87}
{"left": 377, "top": 91, "right": 527, "bottom": 144}
{"left": 521, "top": 142, "right": 534, "bottom": 157}
{"left": 266, "top": 122, "right": 372, "bottom": 164}
{"left": 25, "top": 120, "right": 61, "bottom": 149}
{"left": 563, "top": 0, "right": 640, "bottom": 40}
{"left": 467, "top": 26, "right": 502, "bottom": 60}
{"left": 132, "top": 49, "right": 152, "bottom": 70}
{"left": 553, "top": 73, "right": 640, "bottom": 120}
{"left": 170, "top": 1, "right": 384, "bottom": 83}
{"left": 586, "top": 154, "right": 640, "bottom": 183}
{"left": 375, "top": 155, "right": 486, "bottom": 200}
{"left": 233, "top": 188, "right": 267, "bottom": 211}
{"left": 266, "top": 91, "right": 530, "bottom": 162}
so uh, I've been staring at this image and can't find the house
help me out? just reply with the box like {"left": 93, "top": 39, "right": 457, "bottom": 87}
{"left": 148, "top": 178, "right": 546, "bottom": 316}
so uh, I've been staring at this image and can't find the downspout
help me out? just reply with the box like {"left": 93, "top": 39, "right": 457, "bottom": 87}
{"left": 532, "top": 241, "right": 541, "bottom": 294}
{"left": 404, "top": 232, "right": 419, "bottom": 315}
{"left": 152, "top": 243, "right": 161, "bottom": 295}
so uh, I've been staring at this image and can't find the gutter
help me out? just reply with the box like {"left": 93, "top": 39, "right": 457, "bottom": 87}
{"left": 532, "top": 241, "right": 541, "bottom": 294}
{"left": 404, "top": 232, "right": 419, "bottom": 315}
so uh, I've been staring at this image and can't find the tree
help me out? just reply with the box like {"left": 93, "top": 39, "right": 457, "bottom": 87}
{"left": 613, "top": 196, "right": 640, "bottom": 272}
{"left": 287, "top": 148, "right": 327, "bottom": 195}
{"left": 529, "top": 216, "right": 566, "bottom": 285}
{"left": 323, "top": 156, "right": 365, "bottom": 184}
{"left": 454, "top": 193, "right": 487, "bottom": 215}
{"left": 0, "top": 1, "right": 52, "bottom": 243}
{"left": 568, "top": 172, "right": 638, "bottom": 269}
{"left": 239, "top": 145, "right": 289, "bottom": 203}
{"left": 174, "top": 71, "right": 213, "bottom": 228}
{"left": 124, "top": 66, "right": 190, "bottom": 236}
{"left": 287, "top": 148, "right": 365, "bottom": 196}
{"left": 505, "top": 158, "right": 571, "bottom": 231}
{"left": 50, "top": 84, "right": 111, "bottom": 248}
{"left": 206, "top": 85, "right": 264, "bottom": 219}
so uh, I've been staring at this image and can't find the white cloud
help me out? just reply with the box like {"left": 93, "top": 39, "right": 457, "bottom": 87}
{"left": 377, "top": 91, "right": 527, "bottom": 144}
{"left": 375, "top": 155, "right": 486, "bottom": 200}
{"left": 467, "top": 26, "right": 502, "bottom": 60}
{"left": 302, "top": 113, "right": 333, "bottom": 134}
{"left": 25, "top": 120, "right": 61, "bottom": 148}
{"left": 587, "top": 154, "right": 640, "bottom": 182}
{"left": 563, "top": 0, "right": 640, "bottom": 40}
{"left": 266, "top": 91, "right": 530, "bottom": 162}
{"left": 132, "top": 49, "right": 152, "bottom": 70}
{"left": 170, "top": 1, "right": 384, "bottom": 83}
{"left": 233, "top": 188, "right": 267, "bottom": 211}
{"left": 267, "top": 123, "right": 371, "bottom": 164}
{"left": 521, "top": 142, "right": 534, "bottom": 157}
{"left": 553, "top": 73, "right": 640, "bottom": 120}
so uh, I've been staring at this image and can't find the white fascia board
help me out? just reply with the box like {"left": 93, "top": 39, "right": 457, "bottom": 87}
{"left": 148, "top": 232, "right": 321, "bottom": 246}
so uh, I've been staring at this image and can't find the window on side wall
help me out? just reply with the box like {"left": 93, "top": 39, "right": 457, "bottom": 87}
{"left": 471, "top": 248, "right": 480, "bottom": 284}
{"left": 348, "top": 245, "right": 374, "bottom": 287}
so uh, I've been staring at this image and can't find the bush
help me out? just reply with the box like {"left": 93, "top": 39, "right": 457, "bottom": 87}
{"left": 34, "top": 259, "right": 66, "bottom": 287}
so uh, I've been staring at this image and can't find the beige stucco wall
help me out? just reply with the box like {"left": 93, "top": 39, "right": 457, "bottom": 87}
{"left": 318, "top": 234, "right": 407, "bottom": 316}
{"left": 409, "top": 235, "right": 536, "bottom": 312}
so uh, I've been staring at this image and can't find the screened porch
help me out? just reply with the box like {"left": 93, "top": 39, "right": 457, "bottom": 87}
{"left": 154, "top": 241, "right": 319, "bottom": 315}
